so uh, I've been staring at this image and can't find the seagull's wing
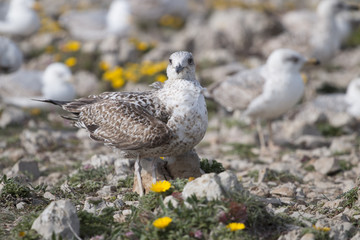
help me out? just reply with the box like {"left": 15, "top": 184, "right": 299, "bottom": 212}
{"left": 0, "top": 70, "right": 43, "bottom": 97}
{"left": 45, "top": 92, "right": 172, "bottom": 150}
{"left": 59, "top": 10, "right": 108, "bottom": 41}
{"left": 208, "top": 67, "right": 266, "bottom": 111}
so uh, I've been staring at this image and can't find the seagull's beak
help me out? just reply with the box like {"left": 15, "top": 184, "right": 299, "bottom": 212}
{"left": 175, "top": 65, "right": 184, "bottom": 74}
{"left": 305, "top": 58, "right": 320, "bottom": 66}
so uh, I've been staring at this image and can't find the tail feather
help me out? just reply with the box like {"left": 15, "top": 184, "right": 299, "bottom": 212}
{"left": 32, "top": 99, "right": 70, "bottom": 107}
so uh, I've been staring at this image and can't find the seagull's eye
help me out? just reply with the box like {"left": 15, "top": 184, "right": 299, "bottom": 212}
{"left": 169, "top": 59, "right": 172, "bottom": 65}
{"left": 188, "top": 58, "right": 193, "bottom": 65}
{"left": 286, "top": 56, "right": 299, "bottom": 63}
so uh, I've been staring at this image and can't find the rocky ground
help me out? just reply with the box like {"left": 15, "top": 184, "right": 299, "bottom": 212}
{"left": 1, "top": 0, "right": 360, "bottom": 239}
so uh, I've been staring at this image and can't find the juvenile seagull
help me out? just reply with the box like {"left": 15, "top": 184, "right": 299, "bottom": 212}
{"left": 41, "top": 51, "right": 208, "bottom": 195}
{"left": 0, "top": 0, "right": 40, "bottom": 37}
{"left": 0, "top": 36, "right": 22, "bottom": 73}
{"left": 207, "top": 49, "right": 319, "bottom": 153}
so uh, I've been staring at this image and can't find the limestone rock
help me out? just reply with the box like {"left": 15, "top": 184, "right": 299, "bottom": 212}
{"left": 182, "top": 171, "right": 243, "bottom": 201}
{"left": 313, "top": 157, "right": 340, "bottom": 175}
{"left": 32, "top": 199, "right": 80, "bottom": 240}
{"left": 270, "top": 183, "right": 296, "bottom": 197}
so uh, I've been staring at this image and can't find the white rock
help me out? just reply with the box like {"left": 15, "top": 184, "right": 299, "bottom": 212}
{"left": 182, "top": 171, "right": 243, "bottom": 201}
{"left": 270, "top": 183, "right": 296, "bottom": 197}
{"left": 32, "top": 200, "right": 80, "bottom": 240}
{"left": 43, "top": 192, "right": 56, "bottom": 201}
{"left": 16, "top": 202, "right": 26, "bottom": 209}
{"left": 0, "top": 107, "right": 28, "bottom": 128}
{"left": 314, "top": 157, "right": 340, "bottom": 175}
{"left": 300, "top": 233, "right": 315, "bottom": 240}
{"left": 164, "top": 195, "right": 179, "bottom": 208}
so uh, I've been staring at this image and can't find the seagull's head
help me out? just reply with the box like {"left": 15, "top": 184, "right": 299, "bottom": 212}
{"left": 42, "top": 63, "right": 73, "bottom": 86}
{"left": 167, "top": 51, "right": 196, "bottom": 80}
{"left": 266, "top": 49, "right": 319, "bottom": 73}
{"left": 317, "top": 0, "right": 358, "bottom": 17}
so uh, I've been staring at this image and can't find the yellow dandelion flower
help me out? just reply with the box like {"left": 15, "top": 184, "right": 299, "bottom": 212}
{"left": 150, "top": 180, "right": 171, "bottom": 193}
{"left": 111, "top": 77, "right": 125, "bottom": 89}
{"left": 313, "top": 225, "right": 330, "bottom": 232}
{"left": 99, "top": 61, "right": 110, "bottom": 71}
{"left": 160, "top": 157, "right": 164, "bottom": 160}
{"left": 30, "top": 108, "right": 41, "bottom": 116}
{"left": 156, "top": 74, "right": 167, "bottom": 83}
{"left": 65, "top": 57, "right": 77, "bottom": 67}
{"left": 226, "top": 223, "right": 245, "bottom": 231}
{"left": 137, "top": 41, "right": 149, "bottom": 51}
{"left": 153, "top": 216, "right": 172, "bottom": 229}
{"left": 18, "top": 231, "right": 26, "bottom": 237}
{"left": 62, "top": 40, "right": 81, "bottom": 52}
{"left": 188, "top": 177, "right": 195, "bottom": 182}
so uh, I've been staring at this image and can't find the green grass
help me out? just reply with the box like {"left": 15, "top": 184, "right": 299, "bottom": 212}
{"left": 316, "top": 123, "right": 344, "bottom": 137}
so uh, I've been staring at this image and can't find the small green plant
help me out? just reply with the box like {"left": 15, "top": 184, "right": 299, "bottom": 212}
{"left": 200, "top": 159, "right": 225, "bottom": 174}
{"left": 300, "top": 227, "right": 330, "bottom": 240}
{"left": 67, "top": 167, "right": 108, "bottom": 195}
{"left": 123, "top": 192, "right": 139, "bottom": 201}
{"left": 316, "top": 123, "right": 344, "bottom": 137}
{"left": 78, "top": 207, "right": 119, "bottom": 239}
{"left": 226, "top": 143, "right": 257, "bottom": 159}
{"left": 338, "top": 187, "right": 359, "bottom": 208}
{"left": 338, "top": 160, "right": 353, "bottom": 172}
{"left": 117, "top": 175, "right": 134, "bottom": 189}
{"left": 0, "top": 175, "right": 31, "bottom": 199}
{"left": 11, "top": 211, "right": 41, "bottom": 240}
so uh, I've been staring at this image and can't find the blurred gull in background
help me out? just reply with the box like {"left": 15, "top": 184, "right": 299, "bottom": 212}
{"left": 264, "top": 0, "right": 359, "bottom": 63}
{"left": 0, "top": 0, "right": 40, "bottom": 37}
{"left": 206, "top": 49, "right": 319, "bottom": 153}
{"left": 0, "top": 63, "right": 75, "bottom": 108}
{"left": 0, "top": 36, "right": 23, "bottom": 73}
{"left": 59, "top": 0, "right": 131, "bottom": 41}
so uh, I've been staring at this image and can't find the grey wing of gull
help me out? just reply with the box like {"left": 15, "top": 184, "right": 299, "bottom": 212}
{"left": 0, "top": 2, "right": 8, "bottom": 21}
{"left": 208, "top": 67, "right": 266, "bottom": 111}
{"left": 60, "top": 93, "right": 172, "bottom": 150}
{"left": 0, "top": 70, "right": 43, "bottom": 98}
{"left": 312, "top": 94, "right": 348, "bottom": 113}
{"left": 59, "top": 10, "right": 108, "bottom": 41}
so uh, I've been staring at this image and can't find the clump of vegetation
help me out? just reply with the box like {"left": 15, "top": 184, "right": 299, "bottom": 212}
{"left": 339, "top": 187, "right": 359, "bottom": 209}
{"left": 316, "top": 123, "right": 344, "bottom": 137}
{"left": 200, "top": 159, "right": 225, "bottom": 174}
{"left": 123, "top": 192, "right": 139, "bottom": 201}
{"left": 11, "top": 212, "right": 41, "bottom": 240}
{"left": 78, "top": 207, "right": 119, "bottom": 239}
{"left": 0, "top": 175, "right": 31, "bottom": 200}
{"left": 338, "top": 160, "right": 353, "bottom": 172}
{"left": 117, "top": 175, "right": 134, "bottom": 189}
{"left": 67, "top": 167, "right": 108, "bottom": 195}
{"left": 300, "top": 226, "right": 330, "bottom": 240}
{"left": 264, "top": 170, "right": 303, "bottom": 184}
{"left": 226, "top": 143, "right": 257, "bottom": 159}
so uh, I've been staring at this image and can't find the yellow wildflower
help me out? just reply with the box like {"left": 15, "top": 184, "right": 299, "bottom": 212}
{"left": 226, "top": 223, "right": 245, "bottom": 231}
{"left": 153, "top": 216, "right": 172, "bottom": 229}
{"left": 160, "top": 157, "right": 164, "bottom": 160}
{"left": 62, "top": 40, "right": 81, "bottom": 52}
{"left": 188, "top": 177, "right": 195, "bottom": 182}
{"left": 111, "top": 77, "right": 125, "bottom": 89}
{"left": 18, "top": 231, "right": 26, "bottom": 237}
{"left": 137, "top": 41, "right": 149, "bottom": 51}
{"left": 99, "top": 61, "right": 110, "bottom": 71}
{"left": 150, "top": 180, "right": 171, "bottom": 193}
{"left": 65, "top": 57, "right": 77, "bottom": 67}
{"left": 313, "top": 225, "right": 330, "bottom": 232}
{"left": 156, "top": 74, "right": 167, "bottom": 83}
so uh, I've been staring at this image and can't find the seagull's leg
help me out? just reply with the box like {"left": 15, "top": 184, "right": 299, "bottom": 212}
{"left": 267, "top": 121, "right": 278, "bottom": 152}
{"left": 135, "top": 154, "right": 144, "bottom": 196}
{"left": 151, "top": 158, "right": 157, "bottom": 184}
{"left": 256, "top": 119, "right": 267, "bottom": 154}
